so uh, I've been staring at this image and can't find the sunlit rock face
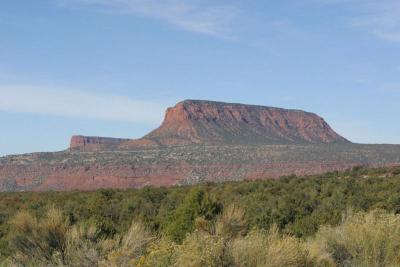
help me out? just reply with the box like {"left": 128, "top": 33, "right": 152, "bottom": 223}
{"left": 136, "top": 100, "right": 349, "bottom": 146}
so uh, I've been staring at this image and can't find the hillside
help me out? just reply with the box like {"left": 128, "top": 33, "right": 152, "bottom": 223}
{"left": 1, "top": 144, "right": 400, "bottom": 191}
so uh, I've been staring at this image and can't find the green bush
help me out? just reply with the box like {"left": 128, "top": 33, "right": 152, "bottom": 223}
{"left": 163, "top": 188, "right": 221, "bottom": 243}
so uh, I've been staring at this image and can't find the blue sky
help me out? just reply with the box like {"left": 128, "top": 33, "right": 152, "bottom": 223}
{"left": 1, "top": 0, "right": 400, "bottom": 156}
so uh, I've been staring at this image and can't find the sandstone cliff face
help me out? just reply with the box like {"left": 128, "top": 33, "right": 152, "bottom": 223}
{"left": 121, "top": 100, "right": 349, "bottom": 148}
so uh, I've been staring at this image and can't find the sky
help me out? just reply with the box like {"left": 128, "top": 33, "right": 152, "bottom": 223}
{"left": 1, "top": 0, "right": 400, "bottom": 156}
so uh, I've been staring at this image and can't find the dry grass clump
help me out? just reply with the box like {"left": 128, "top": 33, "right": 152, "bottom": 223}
{"left": 174, "top": 230, "right": 230, "bottom": 267}
{"left": 309, "top": 209, "right": 400, "bottom": 267}
{"left": 231, "top": 225, "right": 308, "bottom": 267}
{"left": 136, "top": 238, "right": 178, "bottom": 267}
{"left": 9, "top": 208, "right": 69, "bottom": 266}
{"left": 215, "top": 205, "right": 247, "bottom": 239}
{"left": 65, "top": 224, "right": 111, "bottom": 267}
{"left": 171, "top": 205, "right": 246, "bottom": 267}
{"left": 100, "top": 221, "right": 153, "bottom": 267}
{"left": 7, "top": 208, "right": 152, "bottom": 267}
{"left": 306, "top": 238, "right": 337, "bottom": 267}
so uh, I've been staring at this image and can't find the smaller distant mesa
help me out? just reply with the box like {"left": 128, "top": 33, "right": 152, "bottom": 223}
{"left": 70, "top": 136, "right": 132, "bottom": 151}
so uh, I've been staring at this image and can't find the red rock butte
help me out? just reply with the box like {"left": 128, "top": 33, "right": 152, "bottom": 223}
{"left": 71, "top": 100, "right": 349, "bottom": 151}
{"left": 3, "top": 99, "right": 400, "bottom": 192}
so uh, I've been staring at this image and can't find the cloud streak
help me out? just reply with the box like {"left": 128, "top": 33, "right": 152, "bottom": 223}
{"left": 317, "top": 0, "right": 400, "bottom": 43}
{"left": 0, "top": 85, "right": 167, "bottom": 124}
{"left": 351, "top": 1, "right": 400, "bottom": 43}
{"left": 62, "top": 0, "right": 238, "bottom": 38}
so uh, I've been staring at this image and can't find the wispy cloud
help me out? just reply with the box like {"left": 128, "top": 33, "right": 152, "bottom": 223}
{"left": 351, "top": 1, "right": 400, "bottom": 43}
{"left": 316, "top": 0, "right": 400, "bottom": 43}
{"left": 60, "top": 0, "right": 238, "bottom": 38}
{"left": 0, "top": 85, "right": 167, "bottom": 124}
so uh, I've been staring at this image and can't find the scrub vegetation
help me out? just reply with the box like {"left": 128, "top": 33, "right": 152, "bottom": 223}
{"left": 1, "top": 166, "right": 400, "bottom": 266}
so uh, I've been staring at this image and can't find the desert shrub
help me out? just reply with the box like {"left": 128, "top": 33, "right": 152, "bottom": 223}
{"left": 5, "top": 203, "right": 400, "bottom": 267}
{"left": 8, "top": 208, "right": 115, "bottom": 267}
{"left": 101, "top": 221, "right": 153, "bottom": 267}
{"left": 163, "top": 188, "right": 222, "bottom": 243}
{"left": 7, "top": 206, "right": 156, "bottom": 267}
{"left": 174, "top": 230, "right": 231, "bottom": 267}
{"left": 310, "top": 209, "right": 400, "bottom": 267}
{"left": 8, "top": 208, "right": 69, "bottom": 266}
{"left": 64, "top": 223, "right": 111, "bottom": 267}
{"left": 230, "top": 225, "right": 308, "bottom": 267}
{"left": 172, "top": 205, "right": 248, "bottom": 267}
{"left": 392, "top": 168, "right": 400, "bottom": 176}
{"left": 138, "top": 238, "right": 178, "bottom": 267}
{"left": 230, "top": 229, "right": 267, "bottom": 267}
{"left": 215, "top": 205, "right": 247, "bottom": 239}
{"left": 306, "top": 238, "right": 337, "bottom": 267}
